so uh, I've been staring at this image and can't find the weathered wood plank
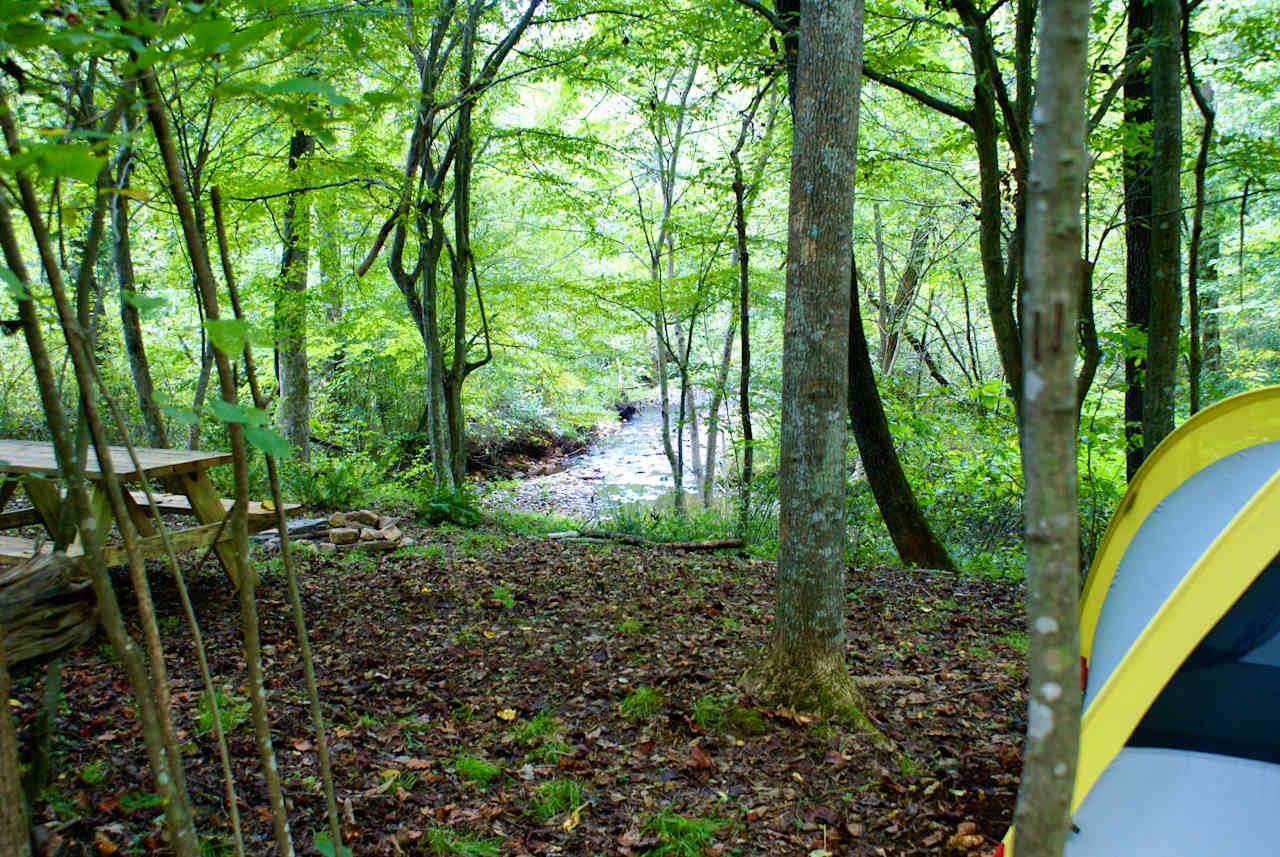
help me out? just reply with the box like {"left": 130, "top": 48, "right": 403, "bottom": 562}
{"left": 0, "top": 537, "right": 83, "bottom": 564}
{"left": 0, "top": 440, "right": 232, "bottom": 481}
{"left": 100, "top": 521, "right": 229, "bottom": 567}
{"left": 126, "top": 490, "right": 300, "bottom": 521}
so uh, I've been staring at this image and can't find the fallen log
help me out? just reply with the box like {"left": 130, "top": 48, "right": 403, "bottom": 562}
{"left": 0, "top": 551, "right": 96, "bottom": 670}
{"left": 546, "top": 530, "right": 743, "bottom": 551}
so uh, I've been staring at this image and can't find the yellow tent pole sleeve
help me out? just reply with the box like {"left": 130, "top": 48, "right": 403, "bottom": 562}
{"left": 1072, "top": 465, "right": 1280, "bottom": 812}
{"left": 1079, "top": 386, "right": 1280, "bottom": 658}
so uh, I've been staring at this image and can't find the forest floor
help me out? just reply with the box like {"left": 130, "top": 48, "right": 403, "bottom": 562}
{"left": 12, "top": 521, "right": 1027, "bottom": 857}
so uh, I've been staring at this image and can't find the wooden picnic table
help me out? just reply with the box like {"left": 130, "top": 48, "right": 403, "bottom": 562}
{"left": 0, "top": 440, "right": 296, "bottom": 586}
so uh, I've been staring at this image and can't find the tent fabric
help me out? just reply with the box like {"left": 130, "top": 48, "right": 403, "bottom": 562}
{"left": 1073, "top": 460, "right": 1280, "bottom": 812}
{"left": 1079, "top": 387, "right": 1280, "bottom": 659}
{"left": 999, "top": 387, "right": 1280, "bottom": 857}
{"left": 1127, "top": 557, "right": 1280, "bottom": 764}
{"left": 1082, "top": 439, "right": 1280, "bottom": 710}
{"left": 1063, "top": 748, "right": 1280, "bottom": 855}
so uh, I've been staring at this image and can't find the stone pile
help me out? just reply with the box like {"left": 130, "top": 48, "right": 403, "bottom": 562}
{"left": 258, "top": 509, "right": 411, "bottom": 555}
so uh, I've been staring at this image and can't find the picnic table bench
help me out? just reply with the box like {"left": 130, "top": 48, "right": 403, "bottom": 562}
{"left": 0, "top": 440, "right": 299, "bottom": 586}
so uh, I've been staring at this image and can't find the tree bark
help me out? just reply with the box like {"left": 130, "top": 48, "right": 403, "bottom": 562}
{"left": 113, "top": 123, "right": 169, "bottom": 448}
{"left": 849, "top": 263, "right": 956, "bottom": 571}
{"left": 881, "top": 221, "right": 930, "bottom": 375}
{"left": 1011, "top": 0, "right": 1088, "bottom": 845}
{"left": 1141, "top": 0, "right": 1184, "bottom": 456}
{"left": 275, "top": 128, "right": 315, "bottom": 461}
{"left": 1182, "top": 11, "right": 1214, "bottom": 416}
{"left": 0, "top": 630, "right": 31, "bottom": 857}
{"left": 744, "top": 0, "right": 867, "bottom": 716}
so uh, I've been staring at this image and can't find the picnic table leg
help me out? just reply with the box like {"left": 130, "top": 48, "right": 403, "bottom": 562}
{"left": 0, "top": 480, "right": 15, "bottom": 511}
{"left": 68, "top": 485, "right": 114, "bottom": 555}
{"left": 122, "top": 490, "right": 157, "bottom": 538}
{"left": 24, "top": 477, "right": 66, "bottom": 538}
{"left": 175, "top": 471, "right": 244, "bottom": 588}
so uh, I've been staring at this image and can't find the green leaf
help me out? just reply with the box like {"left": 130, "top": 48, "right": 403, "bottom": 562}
{"left": 120, "top": 289, "right": 167, "bottom": 318}
{"left": 208, "top": 398, "right": 268, "bottom": 427}
{"left": 0, "top": 266, "right": 28, "bottom": 301}
{"left": 187, "top": 18, "right": 234, "bottom": 55}
{"left": 245, "top": 425, "right": 293, "bottom": 461}
{"left": 203, "top": 318, "right": 256, "bottom": 356}
{"left": 266, "top": 78, "right": 352, "bottom": 107}
{"left": 37, "top": 143, "right": 106, "bottom": 184}
{"left": 159, "top": 405, "right": 201, "bottom": 427}
{"left": 313, "top": 830, "right": 351, "bottom": 857}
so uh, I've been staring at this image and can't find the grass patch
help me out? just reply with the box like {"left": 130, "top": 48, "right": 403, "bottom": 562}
{"left": 422, "top": 824, "right": 499, "bottom": 857}
{"left": 455, "top": 753, "right": 501, "bottom": 788}
{"left": 643, "top": 808, "right": 724, "bottom": 856}
{"left": 489, "top": 585, "right": 515, "bottom": 609}
{"left": 691, "top": 694, "right": 727, "bottom": 731}
{"left": 511, "top": 709, "right": 559, "bottom": 745}
{"left": 196, "top": 686, "right": 251, "bottom": 736}
{"left": 526, "top": 737, "right": 570, "bottom": 764}
{"left": 80, "top": 758, "right": 110, "bottom": 785}
{"left": 619, "top": 686, "right": 664, "bottom": 719}
{"left": 530, "top": 777, "right": 581, "bottom": 821}
{"left": 999, "top": 631, "right": 1028, "bottom": 652}
{"left": 617, "top": 617, "right": 645, "bottom": 635}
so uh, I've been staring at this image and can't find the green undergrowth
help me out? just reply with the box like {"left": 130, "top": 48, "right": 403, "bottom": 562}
{"left": 484, "top": 502, "right": 581, "bottom": 536}
{"left": 454, "top": 753, "right": 501, "bottom": 788}
{"left": 642, "top": 808, "right": 724, "bottom": 857}
{"left": 605, "top": 504, "right": 776, "bottom": 554}
{"left": 530, "top": 777, "right": 581, "bottom": 821}
{"left": 619, "top": 685, "right": 664, "bottom": 719}
{"left": 422, "top": 824, "right": 499, "bottom": 857}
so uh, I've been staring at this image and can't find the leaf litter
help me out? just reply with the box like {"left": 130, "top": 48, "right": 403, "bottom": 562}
{"left": 9, "top": 523, "right": 1027, "bottom": 856}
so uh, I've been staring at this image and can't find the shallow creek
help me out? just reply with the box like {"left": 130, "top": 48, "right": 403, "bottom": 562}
{"left": 484, "top": 406, "right": 724, "bottom": 521}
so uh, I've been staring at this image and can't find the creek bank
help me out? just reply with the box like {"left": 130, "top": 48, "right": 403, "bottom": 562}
{"left": 462, "top": 402, "right": 642, "bottom": 480}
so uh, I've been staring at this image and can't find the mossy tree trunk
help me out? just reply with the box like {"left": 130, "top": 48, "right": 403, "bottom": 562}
{"left": 744, "top": 0, "right": 866, "bottom": 716}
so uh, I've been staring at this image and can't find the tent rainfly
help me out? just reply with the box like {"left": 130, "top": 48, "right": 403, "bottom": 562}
{"left": 997, "top": 386, "right": 1280, "bottom": 856}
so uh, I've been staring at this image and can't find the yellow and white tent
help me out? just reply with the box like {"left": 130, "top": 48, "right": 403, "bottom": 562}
{"left": 998, "top": 386, "right": 1280, "bottom": 856}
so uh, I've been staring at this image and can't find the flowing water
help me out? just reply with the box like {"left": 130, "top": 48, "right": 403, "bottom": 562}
{"left": 486, "top": 405, "right": 724, "bottom": 521}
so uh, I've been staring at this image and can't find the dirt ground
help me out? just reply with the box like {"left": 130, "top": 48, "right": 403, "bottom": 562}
{"left": 10, "top": 523, "right": 1027, "bottom": 856}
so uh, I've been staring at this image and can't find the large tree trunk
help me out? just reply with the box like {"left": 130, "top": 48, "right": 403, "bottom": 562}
{"left": 1141, "top": 0, "right": 1184, "bottom": 456}
{"left": 1011, "top": 0, "right": 1088, "bottom": 846}
{"left": 112, "top": 127, "right": 168, "bottom": 448}
{"left": 275, "top": 128, "right": 315, "bottom": 462}
{"left": 744, "top": 0, "right": 867, "bottom": 717}
{"left": 848, "top": 263, "right": 956, "bottom": 571}
{"left": 1122, "top": 0, "right": 1153, "bottom": 479}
